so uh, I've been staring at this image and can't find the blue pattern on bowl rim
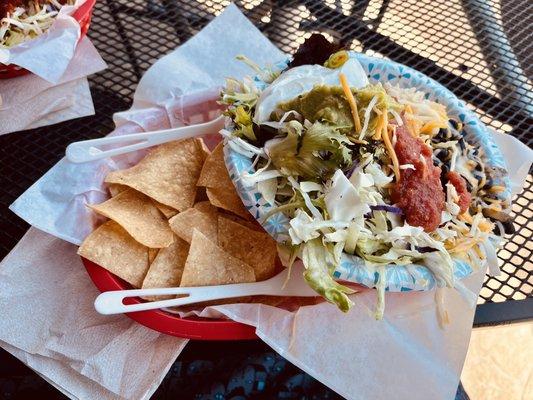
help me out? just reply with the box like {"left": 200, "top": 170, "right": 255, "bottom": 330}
{"left": 223, "top": 53, "right": 511, "bottom": 292}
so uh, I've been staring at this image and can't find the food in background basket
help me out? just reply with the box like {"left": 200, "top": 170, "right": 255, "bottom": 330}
{"left": 219, "top": 35, "right": 512, "bottom": 315}
{"left": 0, "top": 0, "right": 75, "bottom": 48}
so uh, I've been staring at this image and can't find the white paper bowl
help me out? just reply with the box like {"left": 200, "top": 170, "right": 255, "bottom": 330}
{"left": 224, "top": 53, "right": 511, "bottom": 292}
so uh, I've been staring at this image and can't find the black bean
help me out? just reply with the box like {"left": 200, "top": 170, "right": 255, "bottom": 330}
{"left": 450, "top": 132, "right": 461, "bottom": 141}
{"left": 466, "top": 181, "right": 473, "bottom": 192}
{"left": 483, "top": 178, "right": 495, "bottom": 189}
{"left": 438, "top": 150, "right": 450, "bottom": 162}
{"left": 252, "top": 123, "right": 279, "bottom": 147}
{"left": 502, "top": 220, "right": 516, "bottom": 235}
{"left": 436, "top": 128, "right": 447, "bottom": 140}
{"left": 449, "top": 119, "right": 460, "bottom": 130}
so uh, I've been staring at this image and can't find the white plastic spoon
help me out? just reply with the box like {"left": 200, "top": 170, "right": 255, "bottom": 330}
{"left": 94, "top": 263, "right": 320, "bottom": 315}
{"left": 66, "top": 115, "right": 225, "bottom": 163}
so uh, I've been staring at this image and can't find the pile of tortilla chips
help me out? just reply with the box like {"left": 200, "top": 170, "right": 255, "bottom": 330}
{"left": 78, "top": 139, "right": 280, "bottom": 304}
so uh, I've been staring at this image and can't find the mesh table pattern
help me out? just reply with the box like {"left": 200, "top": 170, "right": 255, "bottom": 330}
{"left": 0, "top": 1, "right": 531, "bottom": 399}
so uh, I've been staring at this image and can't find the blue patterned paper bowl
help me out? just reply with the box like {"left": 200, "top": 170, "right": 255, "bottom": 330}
{"left": 223, "top": 53, "right": 511, "bottom": 292}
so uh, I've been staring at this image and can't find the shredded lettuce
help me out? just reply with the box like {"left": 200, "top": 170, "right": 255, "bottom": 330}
{"left": 301, "top": 238, "right": 355, "bottom": 312}
{"left": 289, "top": 209, "right": 348, "bottom": 245}
{"left": 221, "top": 52, "right": 506, "bottom": 318}
{"left": 257, "top": 177, "right": 278, "bottom": 206}
{"left": 325, "top": 169, "right": 370, "bottom": 222}
{"left": 266, "top": 120, "right": 351, "bottom": 180}
{"left": 236, "top": 54, "right": 280, "bottom": 83}
{"left": 1, "top": 1, "right": 75, "bottom": 49}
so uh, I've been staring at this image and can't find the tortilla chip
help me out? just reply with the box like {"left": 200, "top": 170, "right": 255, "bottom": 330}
{"left": 142, "top": 236, "right": 189, "bottom": 300}
{"left": 168, "top": 207, "right": 218, "bottom": 243}
{"left": 180, "top": 230, "right": 255, "bottom": 286}
{"left": 89, "top": 188, "right": 173, "bottom": 248}
{"left": 105, "top": 139, "right": 207, "bottom": 211}
{"left": 194, "top": 186, "right": 209, "bottom": 203}
{"left": 206, "top": 186, "right": 251, "bottom": 220}
{"left": 193, "top": 200, "right": 218, "bottom": 214}
{"left": 78, "top": 221, "right": 149, "bottom": 288}
{"left": 197, "top": 137, "right": 211, "bottom": 158}
{"left": 197, "top": 143, "right": 229, "bottom": 188}
{"left": 108, "top": 183, "right": 127, "bottom": 197}
{"left": 151, "top": 199, "right": 178, "bottom": 219}
{"left": 217, "top": 216, "right": 277, "bottom": 281}
{"left": 219, "top": 211, "right": 263, "bottom": 232}
{"left": 148, "top": 248, "right": 159, "bottom": 264}
{"left": 195, "top": 142, "right": 251, "bottom": 219}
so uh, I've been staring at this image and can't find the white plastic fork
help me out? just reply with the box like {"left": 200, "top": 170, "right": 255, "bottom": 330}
{"left": 66, "top": 115, "right": 225, "bottom": 163}
{"left": 94, "top": 263, "right": 318, "bottom": 315}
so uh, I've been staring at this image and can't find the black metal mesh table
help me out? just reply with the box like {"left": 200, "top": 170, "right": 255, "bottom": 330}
{"left": 0, "top": 1, "right": 531, "bottom": 399}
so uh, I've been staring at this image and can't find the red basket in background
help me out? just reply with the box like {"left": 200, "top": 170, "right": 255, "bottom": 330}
{"left": 0, "top": 0, "right": 97, "bottom": 79}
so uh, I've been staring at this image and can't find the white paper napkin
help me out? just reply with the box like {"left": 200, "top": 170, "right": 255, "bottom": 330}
{"left": 0, "top": 0, "right": 89, "bottom": 83}
{"left": 0, "top": 37, "right": 107, "bottom": 135}
{"left": 2, "top": 4, "right": 532, "bottom": 400}
{"left": 0, "top": 227, "right": 188, "bottom": 400}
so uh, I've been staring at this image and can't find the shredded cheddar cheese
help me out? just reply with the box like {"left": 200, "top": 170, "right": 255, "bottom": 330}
{"left": 459, "top": 212, "right": 473, "bottom": 224}
{"left": 449, "top": 238, "right": 478, "bottom": 254}
{"left": 479, "top": 219, "right": 494, "bottom": 232}
{"left": 381, "top": 112, "right": 401, "bottom": 182}
{"left": 473, "top": 244, "right": 485, "bottom": 259}
{"left": 404, "top": 105, "right": 418, "bottom": 137}
{"left": 420, "top": 120, "right": 446, "bottom": 136}
{"left": 489, "top": 185, "right": 505, "bottom": 194}
{"left": 372, "top": 113, "right": 384, "bottom": 140}
{"left": 339, "top": 73, "right": 362, "bottom": 133}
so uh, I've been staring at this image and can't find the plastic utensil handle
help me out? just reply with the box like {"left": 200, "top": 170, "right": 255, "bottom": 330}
{"left": 94, "top": 280, "right": 277, "bottom": 315}
{"left": 66, "top": 116, "right": 224, "bottom": 163}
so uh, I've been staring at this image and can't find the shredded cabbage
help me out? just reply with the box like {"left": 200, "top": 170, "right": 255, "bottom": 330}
{"left": 1, "top": 1, "right": 75, "bottom": 49}
{"left": 301, "top": 238, "right": 355, "bottom": 312}
{"left": 222, "top": 52, "right": 509, "bottom": 316}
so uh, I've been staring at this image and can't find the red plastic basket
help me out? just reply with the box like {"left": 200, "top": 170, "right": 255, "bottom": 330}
{"left": 82, "top": 257, "right": 259, "bottom": 340}
{"left": 0, "top": 0, "right": 97, "bottom": 79}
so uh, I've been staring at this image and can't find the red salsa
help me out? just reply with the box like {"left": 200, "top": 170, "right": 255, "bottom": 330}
{"left": 1, "top": 1, "right": 23, "bottom": 18}
{"left": 391, "top": 125, "right": 445, "bottom": 232}
{"left": 446, "top": 171, "right": 471, "bottom": 214}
